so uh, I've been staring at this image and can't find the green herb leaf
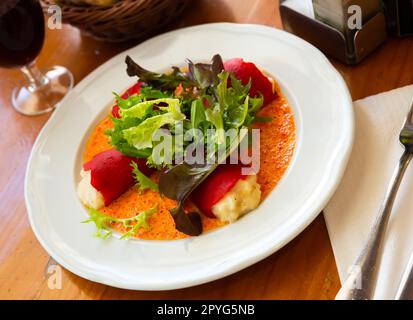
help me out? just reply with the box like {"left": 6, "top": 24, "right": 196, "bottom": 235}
{"left": 114, "top": 92, "right": 143, "bottom": 110}
{"left": 131, "top": 161, "right": 158, "bottom": 193}
{"left": 189, "top": 99, "right": 208, "bottom": 144}
{"left": 82, "top": 208, "right": 114, "bottom": 239}
{"left": 119, "top": 207, "right": 157, "bottom": 240}
{"left": 225, "top": 95, "right": 249, "bottom": 129}
{"left": 190, "top": 99, "right": 206, "bottom": 129}
{"left": 82, "top": 207, "right": 157, "bottom": 239}
{"left": 205, "top": 106, "right": 225, "bottom": 144}
{"left": 215, "top": 72, "right": 258, "bottom": 129}
{"left": 139, "top": 86, "right": 173, "bottom": 99}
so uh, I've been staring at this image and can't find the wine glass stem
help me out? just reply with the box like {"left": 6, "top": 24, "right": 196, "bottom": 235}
{"left": 21, "top": 62, "right": 49, "bottom": 91}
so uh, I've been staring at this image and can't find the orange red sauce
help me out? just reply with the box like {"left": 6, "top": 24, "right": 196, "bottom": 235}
{"left": 83, "top": 83, "right": 296, "bottom": 240}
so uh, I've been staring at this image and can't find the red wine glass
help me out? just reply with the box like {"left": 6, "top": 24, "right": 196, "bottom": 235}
{"left": 0, "top": 0, "right": 74, "bottom": 116}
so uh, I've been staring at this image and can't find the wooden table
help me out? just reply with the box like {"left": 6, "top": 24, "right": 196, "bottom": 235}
{"left": 1, "top": 0, "right": 413, "bottom": 300}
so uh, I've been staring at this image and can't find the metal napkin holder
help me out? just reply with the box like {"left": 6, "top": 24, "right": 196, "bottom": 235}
{"left": 280, "top": 4, "right": 387, "bottom": 65}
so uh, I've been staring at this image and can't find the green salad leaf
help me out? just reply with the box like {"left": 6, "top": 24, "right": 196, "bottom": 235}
{"left": 139, "top": 86, "right": 172, "bottom": 99}
{"left": 114, "top": 93, "right": 143, "bottom": 110}
{"left": 106, "top": 116, "right": 152, "bottom": 158}
{"left": 82, "top": 207, "right": 157, "bottom": 239}
{"left": 122, "top": 99, "right": 185, "bottom": 150}
{"left": 215, "top": 72, "right": 265, "bottom": 129}
{"left": 205, "top": 106, "right": 225, "bottom": 144}
{"left": 131, "top": 161, "right": 158, "bottom": 193}
{"left": 190, "top": 99, "right": 206, "bottom": 130}
{"left": 121, "top": 98, "right": 174, "bottom": 120}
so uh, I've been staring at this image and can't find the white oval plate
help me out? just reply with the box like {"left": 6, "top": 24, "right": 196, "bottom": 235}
{"left": 25, "top": 23, "right": 353, "bottom": 290}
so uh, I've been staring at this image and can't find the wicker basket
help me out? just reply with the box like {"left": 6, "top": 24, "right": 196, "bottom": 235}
{"left": 40, "top": 0, "right": 191, "bottom": 42}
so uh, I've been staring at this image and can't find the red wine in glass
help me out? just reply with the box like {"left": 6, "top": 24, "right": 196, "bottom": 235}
{"left": 0, "top": 0, "right": 74, "bottom": 116}
{"left": 0, "top": 0, "right": 45, "bottom": 68}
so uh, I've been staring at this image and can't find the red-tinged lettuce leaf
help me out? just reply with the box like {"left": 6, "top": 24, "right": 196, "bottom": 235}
{"left": 125, "top": 55, "right": 193, "bottom": 91}
{"left": 187, "top": 54, "right": 224, "bottom": 90}
{"left": 159, "top": 162, "right": 217, "bottom": 236}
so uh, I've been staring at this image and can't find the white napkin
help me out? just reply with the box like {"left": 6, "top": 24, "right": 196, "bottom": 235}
{"left": 324, "top": 85, "right": 413, "bottom": 300}
{"left": 282, "top": 0, "right": 315, "bottom": 19}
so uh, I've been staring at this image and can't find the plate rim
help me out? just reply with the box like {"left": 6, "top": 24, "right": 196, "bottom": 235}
{"left": 25, "top": 22, "right": 354, "bottom": 290}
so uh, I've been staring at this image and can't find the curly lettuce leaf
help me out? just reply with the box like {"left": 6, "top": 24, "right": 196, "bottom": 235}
{"left": 82, "top": 207, "right": 157, "bottom": 239}
{"left": 214, "top": 71, "right": 266, "bottom": 129}
{"left": 216, "top": 72, "right": 249, "bottom": 129}
{"left": 122, "top": 99, "right": 185, "bottom": 149}
{"left": 225, "top": 95, "right": 249, "bottom": 129}
{"left": 106, "top": 116, "right": 152, "bottom": 158}
{"left": 139, "top": 86, "right": 173, "bottom": 99}
{"left": 131, "top": 161, "right": 158, "bottom": 193}
{"left": 114, "top": 93, "right": 143, "bottom": 110}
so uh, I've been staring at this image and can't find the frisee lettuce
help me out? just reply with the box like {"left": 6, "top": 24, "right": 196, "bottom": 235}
{"left": 139, "top": 86, "right": 172, "bottom": 99}
{"left": 114, "top": 93, "right": 143, "bottom": 110}
{"left": 131, "top": 162, "right": 158, "bottom": 193}
{"left": 216, "top": 72, "right": 264, "bottom": 129}
{"left": 106, "top": 116, "right": 152, "bottom": 158}
{"left": 122, "top": 99, "right": 185, "bottom": 149}
{"left": 82, "top": 207, "right": 157, "bottom": 239}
